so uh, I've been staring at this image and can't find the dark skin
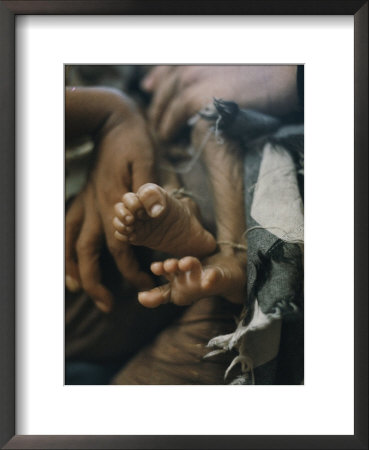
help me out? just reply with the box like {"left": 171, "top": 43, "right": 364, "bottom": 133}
{"left": 142, "top": 65, "right": 299, "bottom": 141}
{"left": 66, "top": 67, "right": 299, "bottom": 311}
{"left": 65, "top": 87, "right": 156, "bottom": 313}
{"left": 133, "top": 65, "right": 300, "bottom": 307}
{"left": 135, "top": 120, "right": 248, "bottom": 308}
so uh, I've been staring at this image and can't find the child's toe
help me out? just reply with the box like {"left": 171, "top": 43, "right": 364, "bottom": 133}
{"left": 151, "top": 261, "right": 165, "bottom": 276}
{"left": 138, "top": 284, "right": 170, "bottom": 308}
{"left": 137, "top": 183, "right": 167, "bottom": 218}
{"left": 112, "top": 216, "right": 125, "bottom": 233}
{"left": 114, "top": 202, "right": 134, "bottom": 225}
{"left": 163, "top": 258, "right": 179, "bottom": 274}
{"left": 122, "top": 192, "right": 144, "bottom": 216}
{"left": 113, "top": 217, "right": 134, "bottom": 236}
{"left": 178, "top": 256, "right": 201, "bottom": 274}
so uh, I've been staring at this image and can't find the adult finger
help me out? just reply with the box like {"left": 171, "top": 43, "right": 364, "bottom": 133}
{"left": 95, "top": 187, "right": 153, "bottom": 291}
{"left": 158, "top": 88, "right": 202, "bottom": 141}
{"left": 141, "top": 65, "right": 176, "bottom": 92}
{"left": 148, "top": 71, "right": 178, "bottom": 130}
{"left": 76, "top": 207, "right": 114, "bottom": 313}
{"left": 106, "top": 238, "right": 155, "bottom": 291}
{"left": 65, "top": 195, "right": 84, "bottom": 292}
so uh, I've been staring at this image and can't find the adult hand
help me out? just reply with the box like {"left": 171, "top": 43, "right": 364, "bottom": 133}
{"left": 66, "top": 182, "right": 113, "bottom": 313}
{"left": 65, "top": 112, "right": 156, "bottom": 313}
{"left": 142, "top": 65, "right": 299, "bottom": 141}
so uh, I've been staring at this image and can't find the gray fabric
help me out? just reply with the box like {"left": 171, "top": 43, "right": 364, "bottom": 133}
{"left": 241, "top": 131, "right": 304, "bottom": 385}
{"left": 244, "top": 138, "right": 304, "bottom": 319}
{"left": 205, "top": 101, "right": 304, "bottom": 385}
{"left": 230, "top": 358, "right": 279, "bottom": 385}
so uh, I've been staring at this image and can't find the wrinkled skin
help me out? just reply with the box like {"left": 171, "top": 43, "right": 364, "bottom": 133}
{"left": 65, "top": 88, "right": 156, "bottom": 312}
{"left": 142, "top": 65, "right": 299, "bottom": 141}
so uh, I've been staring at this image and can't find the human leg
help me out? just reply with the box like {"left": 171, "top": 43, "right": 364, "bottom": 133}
{"left": 138, "top": 119, "right": 247, "bottom": 307}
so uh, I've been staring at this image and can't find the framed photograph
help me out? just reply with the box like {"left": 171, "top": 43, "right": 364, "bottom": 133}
{"left": 1, "top": 1, "right": 367, "bottom": 449}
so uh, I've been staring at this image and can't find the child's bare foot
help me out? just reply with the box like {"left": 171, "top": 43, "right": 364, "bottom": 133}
{"left": 138, "top": 253, "right": 246, "bottom": 308}
{"left": 113, "top": 183, "right": 216, "bottom": 259}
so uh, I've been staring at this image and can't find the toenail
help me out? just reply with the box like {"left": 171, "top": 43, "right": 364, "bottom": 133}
{"left": 150, "top": 204, "right": 164, "bottom": 217}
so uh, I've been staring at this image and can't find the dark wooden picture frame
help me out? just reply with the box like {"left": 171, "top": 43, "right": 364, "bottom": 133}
{"left": 0, "top": 1, "right": 367, "bottom": 449}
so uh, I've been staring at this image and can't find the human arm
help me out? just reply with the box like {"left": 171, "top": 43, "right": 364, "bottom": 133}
{"left": 65, "top": 87, "right": 156, "bottom": 312}
{"left": 142, "top": 65, "right": 299, "bottom": 141}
